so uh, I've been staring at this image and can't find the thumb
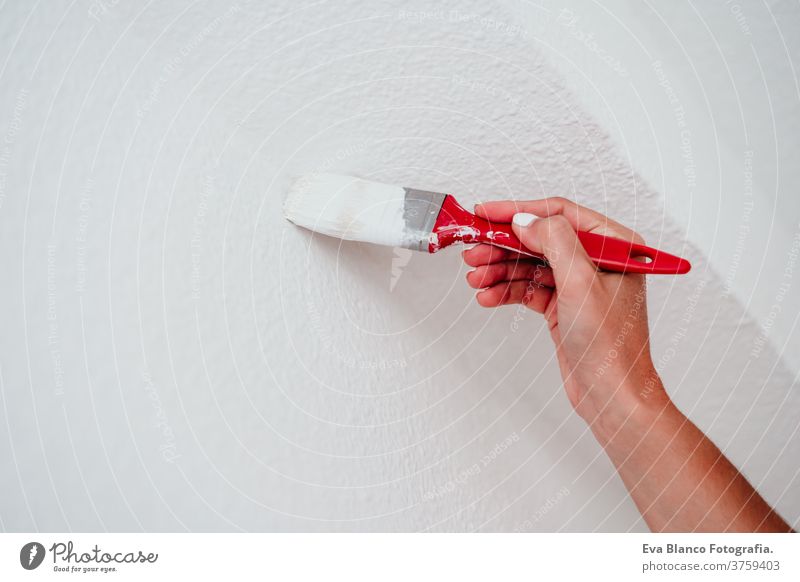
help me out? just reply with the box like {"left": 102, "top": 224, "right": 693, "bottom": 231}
{"left": 511, "top": 213, "right": 595, "bottom": 291}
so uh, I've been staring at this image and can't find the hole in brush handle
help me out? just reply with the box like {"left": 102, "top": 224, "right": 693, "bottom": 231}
{"left": 576, "top": 231, "right": 691, "bottom": 275}
{"left": 476, "top": 225, "right": 689, "bottom": 274}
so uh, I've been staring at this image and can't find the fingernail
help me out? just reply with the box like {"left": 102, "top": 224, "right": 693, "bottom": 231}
{"left": 512, "top": 212, "right": 537, "bottom": 227}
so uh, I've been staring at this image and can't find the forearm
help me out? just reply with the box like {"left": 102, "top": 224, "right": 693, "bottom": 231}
{"left": 591, "top": 382, "right": 791, "bottom": 532}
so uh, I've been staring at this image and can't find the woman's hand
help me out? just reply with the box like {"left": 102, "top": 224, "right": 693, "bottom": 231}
{"left": 462, "top": 198, "right": 791, "bottom": 532}
{"left": 462, "top": 197, "right": 668, "bottom": 435}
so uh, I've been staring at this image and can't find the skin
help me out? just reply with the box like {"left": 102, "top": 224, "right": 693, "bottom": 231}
{"left": 462, "top": 197, "right": 792, "bottom": 533}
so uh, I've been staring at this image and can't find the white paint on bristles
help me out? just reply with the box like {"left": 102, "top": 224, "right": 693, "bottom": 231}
{"left": 285, "top": 173, "right": 409, "bottom": 247}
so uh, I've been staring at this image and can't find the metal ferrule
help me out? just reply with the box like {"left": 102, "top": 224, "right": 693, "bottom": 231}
{"left": 401, "top": 188, "right": 446, "bottom": 251}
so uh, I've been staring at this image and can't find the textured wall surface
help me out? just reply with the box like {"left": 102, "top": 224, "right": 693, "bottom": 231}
{"left": 0, "top": 0, "right": 797, "bottom": 531}
{"left": 514, "top": 0, "right": 800, "bottom": 375}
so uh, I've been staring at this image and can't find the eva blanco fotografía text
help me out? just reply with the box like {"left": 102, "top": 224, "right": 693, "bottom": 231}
{"left": 643, "top": 543, "right": 772, "bottom": 557}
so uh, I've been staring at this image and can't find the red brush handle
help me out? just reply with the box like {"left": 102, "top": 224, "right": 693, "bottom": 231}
{"left": 429, "top": 195, "right": 691, "bottom": 275}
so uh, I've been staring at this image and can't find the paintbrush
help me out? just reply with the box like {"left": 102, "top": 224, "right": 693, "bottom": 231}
{"left": 284, "top": 173, "right": 691, "bottom": 275}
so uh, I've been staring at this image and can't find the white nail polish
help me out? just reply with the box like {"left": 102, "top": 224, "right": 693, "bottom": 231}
{"left": 512, "top": 213, "right": 537, "bottom": 227}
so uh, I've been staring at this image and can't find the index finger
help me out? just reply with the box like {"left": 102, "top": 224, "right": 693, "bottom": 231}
{"left": 475, "top": 197, "right": 644, "bottom": 245}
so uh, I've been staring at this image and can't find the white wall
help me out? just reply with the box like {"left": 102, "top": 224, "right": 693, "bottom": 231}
{"left": 0, "top": 0, "right": 797, "bottom": 531}
{"left": 511, "top": 0, "right": 800, "bottom": 374}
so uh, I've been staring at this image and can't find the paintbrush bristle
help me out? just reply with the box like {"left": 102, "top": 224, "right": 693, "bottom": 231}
{"left": 284, "top": 173, "right": 412, "bottom": 247}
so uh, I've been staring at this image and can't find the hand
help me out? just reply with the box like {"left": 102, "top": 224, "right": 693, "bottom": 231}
{"left": 462, "top": 198, "right": 792, "bottom": 532}
{"left": 462, "top": 197, "right": 669, "bottom": 434}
